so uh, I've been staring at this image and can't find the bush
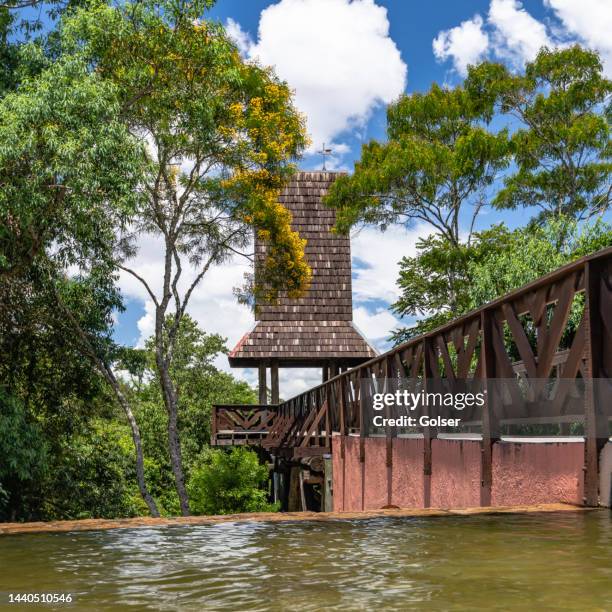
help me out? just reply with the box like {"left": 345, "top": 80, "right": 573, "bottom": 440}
{"left": 188, "top": 447, "right": 277, "bottom": 515}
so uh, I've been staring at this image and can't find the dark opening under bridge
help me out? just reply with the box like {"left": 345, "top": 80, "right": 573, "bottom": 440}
{"left": 213, "top": 246, "right": 612, "bottom": 512}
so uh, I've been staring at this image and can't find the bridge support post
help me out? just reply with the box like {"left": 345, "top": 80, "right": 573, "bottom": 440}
{"left": 583, "top": 260, "right": 608, "bottom": 506}
{"left": 270, "top": 361, "right": 279, "bottom": 405}
{"left": 287, "top": 466, "right": 302, "bottom": 511}
{"left": 480, "top": 310, "right": 500, "bottom": 507}
{"left": 384, "top": 356, "right": 394, "bottom": 507}
{"left": 258, "top": 363, "right": 268, "bottom": 405}
{"left": 323, "top": 454, "right": 334, "bottom": 512}
{"left": 359, "top": 368, "right": 369, "bottom": 510}
{"left": 339, "top": 376, "right": 347, "bottom": 511}
{"left": 422, "top": 339, "right": 434, "bottom": 508}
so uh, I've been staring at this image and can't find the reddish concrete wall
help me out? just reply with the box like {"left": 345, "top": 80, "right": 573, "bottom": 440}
{"left": 343, "top": 436, "right": 363, "bottom": 511}
{"left": 491, "top": 441, "right": 584, "bottom": 506}
{"left": 430, "top": 439, "right": 481, "bottom": 508}
{"left": 391, "top": 437, "right": 424, "bottom": 508}
{"left": 331, "top": 436, "right": 585, "bottom": 511}
{"left": 363, "top": 438, "right": 388, "bottom": 510}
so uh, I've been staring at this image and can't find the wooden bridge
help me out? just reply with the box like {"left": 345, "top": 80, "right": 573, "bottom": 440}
{"left": 212, "top": 247, "right": 612, "bottom": 510}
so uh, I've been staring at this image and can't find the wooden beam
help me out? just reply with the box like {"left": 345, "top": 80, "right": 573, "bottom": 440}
{"left": 270, "top": 361, "right": 279, "bottom": 405}
{"left": 258, "top": 363, "right": 267, "bottom": 405}
{"left": 583, "top": 259, "right": 608, "bottom": 506}
{"left": 480, "top": 309, "right": 500, "bottom": 506}
{"left": 422, "top": 338, "right": 434, "bottom": 508}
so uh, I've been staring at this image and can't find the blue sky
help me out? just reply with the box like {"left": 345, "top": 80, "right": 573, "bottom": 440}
{"left": 106, "top": 0, "right": 612, "bottom": 396}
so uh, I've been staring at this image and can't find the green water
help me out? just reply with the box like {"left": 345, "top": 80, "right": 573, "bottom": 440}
{"left": 0, "top": 511, "right": 610, "bottom": 611}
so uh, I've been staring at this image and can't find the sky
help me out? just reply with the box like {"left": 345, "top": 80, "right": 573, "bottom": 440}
{"left": 112, "top": 0, "right": 612, "bottom": 397}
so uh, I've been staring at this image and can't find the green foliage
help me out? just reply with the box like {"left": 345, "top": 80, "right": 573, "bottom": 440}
{"left": 122, "top": 316, "right": 258, "bottom": 514}
{"left": 0, "top": 8, "right": 19, "bottom": 97}
{"left": 325, "top": 44, "right": 611, "bottom": 348}
{"left": 141, "top": 316, "right": 257, "bottom": 454}
{"left": 0, "top": 391, "right": 47, "bottom": 482}
{"left": 391, "top": 225, "right": 515, "bottom": 342}
{"left": 467, "top": 217, "right": 612, "bottom": 308}
{"left": 61, "top": 0, "right": 310, "bottom": 300}
{"left": 466, "top": 46, "right": 612, "bottom": 220}
{"left": 40, "top": 419, "right": 142, "bottom": 520}
{"left": 392, "top": 218, "right": 612, "bottom": 344}
{"left": 188, "top": 447, "right": 277, "bottom": 515}
{"left": 0, "top": 47, "right": 145, "bottom": 277}
{"left": 0, "top": 390, "right": 47, "bottom": 518}
{"left": 325, "top": 82, "right": 510, "bottom": 245}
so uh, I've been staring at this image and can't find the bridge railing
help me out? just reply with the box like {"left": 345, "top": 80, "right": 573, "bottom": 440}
{"left": 212, "top": 247, "right": 612, "bottom": 504}
{"left": 211, "top": 404, "right": 278, "bottom": 446}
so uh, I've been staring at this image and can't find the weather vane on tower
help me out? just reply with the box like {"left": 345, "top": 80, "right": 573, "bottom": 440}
{"left": 319, "top": 143, "right": 332, "bottom": 171}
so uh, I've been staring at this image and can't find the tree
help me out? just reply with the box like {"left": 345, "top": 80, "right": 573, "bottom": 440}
{"left": 0, "top": 261, "right": 145, "bottom": 521}
{"left": 0, "top": 48, "right": 160, "bottom": 516}
{"left": 0, "top": 8, "right": 19, "bottom": 96}
{"left": 467, "top": 217, "right": 612, "bottom": 310}
{"left": 188, "top": 447, "right": 276, "bottom": 515}
{"left": 324, "top": 82, "right": 510, "bottom": 246}
{"left": 466, "top": 46, "right": 612, "bottom": 221}
{"left": 119, "top": 316, "right": 258, "bottom": 515}
{"left": 62, "top": 0, "right": 309, "bottom": 515}
{"left": 391, "top": 225, "right": 514, "bottom": 342}
{"left": 391, "top": 218, "right": 612, "bottom": 344}
{"left": 0, "top": 47, "right": 143, "bottom": 278}
{"left": 38, "top": 418, "right": 143, "bottom": 521}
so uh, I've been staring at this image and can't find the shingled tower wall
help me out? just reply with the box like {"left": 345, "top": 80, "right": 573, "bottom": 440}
{"left": 229, "top": 171, "right": 376, "bottom": 403}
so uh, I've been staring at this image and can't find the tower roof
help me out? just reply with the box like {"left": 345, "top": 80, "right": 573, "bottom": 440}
{"left": 229, "top": 171, "right": 377, "bottom": 368}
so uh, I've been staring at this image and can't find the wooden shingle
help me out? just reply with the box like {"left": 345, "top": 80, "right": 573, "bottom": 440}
{"left": 229, "top": 171, "right": 376, "bottom": 368}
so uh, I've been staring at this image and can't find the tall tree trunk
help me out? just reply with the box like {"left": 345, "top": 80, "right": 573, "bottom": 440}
{"left": 157, "top": 358, "right": 190, "bottom": 515}
{"left": 154, "top": 233, "right": 191, "bottom": 516}
{"left": 107, "top": 371, "right": 160, "bottom": 518}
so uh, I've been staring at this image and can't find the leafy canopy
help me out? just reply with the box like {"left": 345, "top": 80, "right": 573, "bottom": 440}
{"left": 324, "top": 83, "right": 510, "bottom": 245}
{"left": 391, "top": 225, "right": 515, "bottom": 343}
{"left": 467, "top": 217, "right": 612, "bottom": 309}
{"left": 466, "top": 45, "right": 612, "bottom": 220}
{"left": 391, "top": 217, "right": 612, "bottom": 345}
{"left": 117, "top": 316, "right": 258, "bottom": 516}
{"left": 0, "top": 46, "right": 144, "bottom": 276}
{"left": 61, "top": 0, "right": 311, "bottom": 301}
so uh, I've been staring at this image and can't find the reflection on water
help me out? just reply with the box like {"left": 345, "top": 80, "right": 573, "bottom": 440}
{"left": 0, "top": 511, "right": 610, "bottom": 611}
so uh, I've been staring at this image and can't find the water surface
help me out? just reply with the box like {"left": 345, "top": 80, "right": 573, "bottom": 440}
{"left": 0, "top": 511, "right": 610, "bottom": 611}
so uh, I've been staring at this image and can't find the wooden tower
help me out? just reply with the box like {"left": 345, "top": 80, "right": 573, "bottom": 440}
{"left": 229, "top": 171, "right": 376, "bottom": 403}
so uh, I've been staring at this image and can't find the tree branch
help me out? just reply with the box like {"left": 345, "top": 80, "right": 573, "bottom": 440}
{"left": 117, "top": 264, "right": 159, "bottom": 307}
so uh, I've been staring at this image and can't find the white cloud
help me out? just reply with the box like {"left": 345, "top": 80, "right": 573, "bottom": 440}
{"left": 279, "top": 368, "right": 324, "bottom": 399}
{"left": 432, "top": 15, "right": 490, "bottom": 76}
{"left": 545, "top": 0, "right": 612, "bottom": 74}
{"left": 433, "top": 0, "right": 612, "bottom": 76}
{"left": 117, "top": 233, "right": 254, "bottom": 353}
{"left": 351, "top": 223, "right": 431, "bottom": 305}
{"left": 229, "top": 0, "right": 406, "bottom": 153}
{"left": 488, "top": 0, "right": 551, "bottom": 65}
{"left": 225, "top": 17, "right": 253, "bottom": 56}
{"left": 354, "top": 306, "right": 400, "bottom": 345}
